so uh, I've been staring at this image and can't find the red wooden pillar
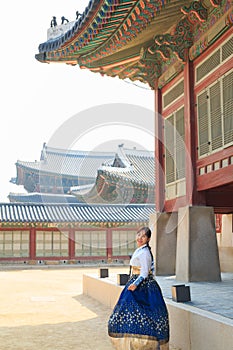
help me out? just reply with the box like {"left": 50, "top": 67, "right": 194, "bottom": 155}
{"left": 69, "top": 228, "right": 75, "bottom": 259}
{"left": 154, "top": 79, "right": 165, "bottom": 212}
{"left": 106, "top": 228, "right": 112, "bottom": 260}
{"left": 30, "top": 227, "right": 36, "bottom": 260}
{"left": 184, "top": 60, "right": 206, "bottom": 206}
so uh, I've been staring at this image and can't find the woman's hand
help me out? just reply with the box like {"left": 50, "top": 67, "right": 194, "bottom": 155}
{"left": 127, "top": 283, "right": 137, "bottom": 291}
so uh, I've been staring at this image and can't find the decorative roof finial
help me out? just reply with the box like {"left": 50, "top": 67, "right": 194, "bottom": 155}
{"left": 61, "top": 16, "right": 69, "bottom": 25}
{"left": 50, "top": 16, "right": 57, "bottom": 28}
{"left": 76, "top": 11, "right": 82, "bottom": 20}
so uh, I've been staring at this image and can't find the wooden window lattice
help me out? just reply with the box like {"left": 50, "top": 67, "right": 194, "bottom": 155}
{"left": 222, "top": 36, "right": 233, "bottom": 62}
{"left": 164, "top": 107, "right": 186, "bottom": 199}
{"left": 223, "top": 70, "right": 233, "bottom": 145}
{"left": 36, "top": 230, "right": 69, "bottom": 257}
{"left": 75, "top": 230, "right": 106, "bottom": 257}
{"left": 210, "top": 81, "right": 223, "bottom": 151}
{"left": 196, "top": 49, "right": 221, "bottom": 82}
{"left": 197, "top": 69, "right": 233, "bottom": 157}
{"left": 163, "top": 80, "right": 184, "bottom": 109}
{"left": 112, "top": 230, "right": 136, "bottom": 256}
{"left": 196, "top": 36, "right": 233, "bottom": 83}
{"left": 0, "top": 231, "right": 29, "bottom": 257}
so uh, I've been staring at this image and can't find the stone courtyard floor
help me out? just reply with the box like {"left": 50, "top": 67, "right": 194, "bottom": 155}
{"left": 1, "top": 265, "right": 232, "bottom": 349}
{"left": 0, "top": 266, "right": 115, "bottom": 350}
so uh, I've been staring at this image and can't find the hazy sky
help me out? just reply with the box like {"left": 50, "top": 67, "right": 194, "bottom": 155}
{"left": 0, "top": 1, "right": 155, "bottom": 201}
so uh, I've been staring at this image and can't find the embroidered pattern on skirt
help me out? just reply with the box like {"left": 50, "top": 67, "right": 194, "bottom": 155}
{"left": 108, "top": 274, "right": 169, "bottom": 346}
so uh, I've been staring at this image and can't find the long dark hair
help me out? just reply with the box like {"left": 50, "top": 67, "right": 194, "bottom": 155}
{"left": 137, "top": 226, "right": 154, "bottom": 262}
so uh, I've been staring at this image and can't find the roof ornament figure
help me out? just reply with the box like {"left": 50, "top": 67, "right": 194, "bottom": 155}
{"left": 76, "top": 11, "right": 82, "bottom": 20}
{"left": 61, "top": 16, "right": 69, "bottom": 25}
{"left": 50, "top": 16, "right": 57, "bottom": 27}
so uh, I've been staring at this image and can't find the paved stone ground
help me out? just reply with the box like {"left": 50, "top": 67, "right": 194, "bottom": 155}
{"left": 106, "top": 268, "right": 233, "bottom": 320}
{"left": 1, "top": 266, "right": 231, "bottom": 350}
{"left": 155, "top": 273, "right": 233, "bottom": 320}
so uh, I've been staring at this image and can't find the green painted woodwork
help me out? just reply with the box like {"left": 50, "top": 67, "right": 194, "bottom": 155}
{"left": 35, "top": 0, "right": 231, "bottom": 89}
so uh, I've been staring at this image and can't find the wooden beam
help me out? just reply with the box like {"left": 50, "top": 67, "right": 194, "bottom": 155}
{"left": 197, "top": 164, "right": 233, "bottom": 191}
{"left": 206, "top": 189, "right": 233, "bottom": 212}
{"left": 154, "top": 79, "right": 165, "bottom": 212}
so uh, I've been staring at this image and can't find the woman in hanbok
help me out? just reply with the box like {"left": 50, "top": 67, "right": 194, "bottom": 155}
{"left": 108, "top": 226, "right": 169, "bottom": 350}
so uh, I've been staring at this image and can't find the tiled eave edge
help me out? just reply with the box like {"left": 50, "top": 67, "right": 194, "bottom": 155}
{"left": 16, "top": 162, "right": 86, "bottom": 179}
{"left": 36, "top": 0, "right": 107, "bottom": 58}
{"left": 98, "top": 168, "right": 155, "bottom": 186}
{"left": 0, "top": 203, "right": 155, "bottom": 229}
{"left": 36, "top": 0, "right": 138, "bottom": 63}
{"left": 35, "top": 0, "right": 170, "bottom": 65}
{"left": 35, "top": 1, "right": 231, "bottom": 89}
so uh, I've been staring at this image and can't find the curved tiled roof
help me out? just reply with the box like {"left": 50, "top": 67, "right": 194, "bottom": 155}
{"left": 13, "top": 145, "right": 154, "bottom": 203}
{"left": 16, "top": 145, "right": 115, "bottom": 178}
{"left": 8, "top": 192, "right": 81, "bottom": 204}
{"left": 0, "top": 203, "right": 155, "bottom": 223}
{"left": 101, "top": 147, "right": 155, "bottom": 185}
{"left": 35, "top": 1, "right": 229, "bottom": 88}
{"left": 70, "top": 146, "right": 155, "bottom": 203}
{"left": 36, "top": 0, "right": 190, "bottom": 60}
{"left": 35, "top": 0, "right": 193, "bottom": 88}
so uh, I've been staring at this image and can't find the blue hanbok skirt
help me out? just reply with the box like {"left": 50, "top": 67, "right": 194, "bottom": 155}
{"left": 108, "top": 274, "right": 169, "bottom": 348}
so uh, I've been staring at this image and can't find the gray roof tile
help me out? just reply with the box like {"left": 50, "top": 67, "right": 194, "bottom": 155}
{"left": 16, "top": 145, "right": 116, "bottom": 178}
{"left": 0, "top": 203, "right": 155, "bottom": 223}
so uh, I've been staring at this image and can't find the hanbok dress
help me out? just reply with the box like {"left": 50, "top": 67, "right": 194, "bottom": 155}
{"left": 108, "top": 244, "right": 169, "bottom": 350}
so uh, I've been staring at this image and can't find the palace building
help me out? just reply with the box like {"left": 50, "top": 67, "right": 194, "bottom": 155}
{"left": 4, "top": 143, "right": 155, "bottom": 264}
{"left": 13, "top": 142, "right": 116, "bottom": 194}
{"left": 0, "top": 202, "right": 154, "bottom": 264}
{"left": 70, "top": 145, "right": 155, "bottom": 204}
{"left": 35, "top": 0, "right": 233, "bottom": 279}
{"left": 9, "top": 143, "right": 155, "bottom": 205}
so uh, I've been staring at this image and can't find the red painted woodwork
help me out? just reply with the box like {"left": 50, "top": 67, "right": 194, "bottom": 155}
{"left": 159, "top": 28, "right": 233, "bottom": 213}
{"left": 162, "top": 96, "right": 185, "bottom": 118}
{"left": 197, "top": 146, "right": 233, "bottom": 168}
{"left": 30, "top": 228, "right": 36, "bottom": 260}
{"left": 0, "top": 227, "right": 137, "bottom": 262}
{"left": 154, "top": 79, "right": 165, "bottom": 212}
{"left": 161, "top": 70, "right": 184, "bottom": 95}
{"left": 206, "top": 188, "right": 233, "bottom": 214}
{"left": 193, "top": 26, "right": 233, "bottom": 68}
{"left": 106, "top": 228, "right": 112, "bottom": 260}
{"left": 215, "top": 214, "right": 222, "bottom": 233}
{"left": 69, "top": 228, "right": 75, "bottom": 259}
{"left": 164, "top": 196, "right": 187, "bottom": 213}
{"left": 196, "top": 146, "right": 233, "bottom": 203}
{"left": 197, "top": 164, "right": 233, "bottom": 190}
{"left": 184, "top": 60, "right": 196, "bottom": 206}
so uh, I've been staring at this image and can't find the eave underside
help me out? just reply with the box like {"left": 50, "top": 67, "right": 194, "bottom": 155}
{"left": 35, "top": 1, "right": 232, "bottom": 88}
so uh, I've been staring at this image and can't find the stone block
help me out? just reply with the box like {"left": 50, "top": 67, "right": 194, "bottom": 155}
{"left": 150, "top": 212, "right": 178, "bottom": 275}
{"left": 99, "top": 268, "right": 109, "bottom": 278}
{"left": 176, "top": 206, "right": 221, "bottom": 282}
{"left": 172, "top": 284, "right": 191, "bottom": 302}
{"left": 117, "top": 274, "right": 130, "bottom": 285}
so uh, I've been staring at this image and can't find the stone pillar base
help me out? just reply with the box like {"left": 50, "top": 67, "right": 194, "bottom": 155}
{"left": 176, "top": 206, "right": 221, "bottom": 282}
{"left": 150, "top": 212, "right": 177, "bottom": 275}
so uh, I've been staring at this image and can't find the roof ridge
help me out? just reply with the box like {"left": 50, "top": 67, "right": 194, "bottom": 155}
{"left": 0, "top": 202, "right": 154, "bottom": 207}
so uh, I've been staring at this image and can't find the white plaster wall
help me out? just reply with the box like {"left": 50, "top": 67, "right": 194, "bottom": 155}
{"left": 221, "top": 214, "right": 233, "bottom": 247}
{"left": 219, "top": 214, "right": 233, "bottom": 272}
